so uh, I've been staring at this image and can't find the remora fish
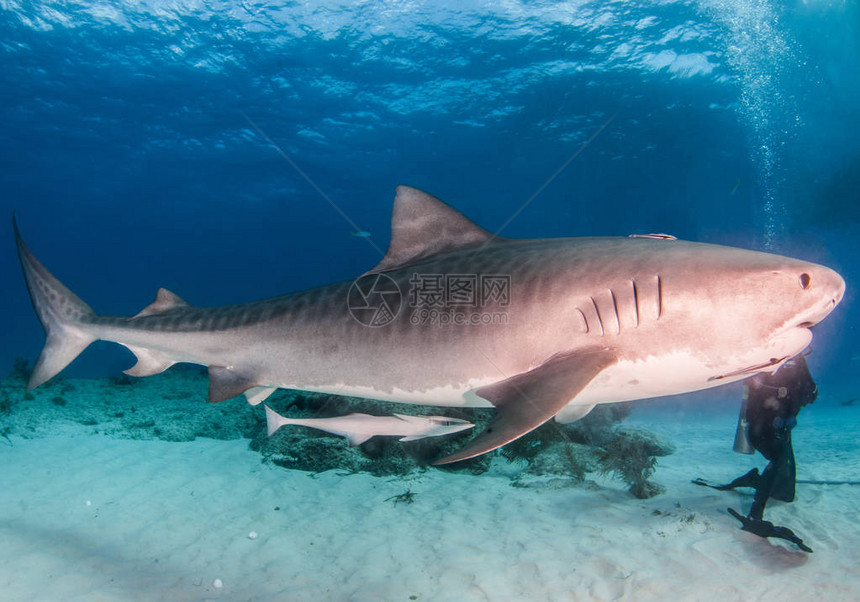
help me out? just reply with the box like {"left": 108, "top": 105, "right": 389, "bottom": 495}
{"left": 264, "top": 404, "right": 474, "bottom": 445}
{"left": 14, "top": 186, "right": 846, "bottom": 464}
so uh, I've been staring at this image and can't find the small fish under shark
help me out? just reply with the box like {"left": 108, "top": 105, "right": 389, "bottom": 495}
{"left": 264, "top": 404, "right": 474, "bottom": 445}
{"left": 14, "top": 185, "right": 846, "bottom": 465}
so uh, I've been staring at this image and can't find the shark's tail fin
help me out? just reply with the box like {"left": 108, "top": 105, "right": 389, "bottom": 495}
{"left": 14, "top": 217, "right": 97, "bottom": 390}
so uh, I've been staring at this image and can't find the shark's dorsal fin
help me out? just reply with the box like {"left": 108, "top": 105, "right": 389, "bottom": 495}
{"left": 132, "top": 288, "right": 191, "bottom": 319}
{"left": 369, "top": 186, "right": 494, "bottom": 273}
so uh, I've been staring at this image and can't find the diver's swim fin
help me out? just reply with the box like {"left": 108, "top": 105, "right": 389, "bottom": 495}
{"left": 692, "top": 468, "right": 760, "bottom": 491}
{"left": 727, "top": 507, "right": 813, "bottom": 553}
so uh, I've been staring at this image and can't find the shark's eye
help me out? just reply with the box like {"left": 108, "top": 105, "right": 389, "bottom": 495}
{"left": 800, "top": 273, "right": 811, "bottom": 289}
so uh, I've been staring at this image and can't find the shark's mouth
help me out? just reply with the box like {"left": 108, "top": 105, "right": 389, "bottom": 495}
{"left": 793, "top": 300, "right": 840, "bottom": 331}
{"left": 709, "top": 320, "right": 816, "bottom": 383}
{"left": 708, "top": 355, "right": 791, "bottom": 382}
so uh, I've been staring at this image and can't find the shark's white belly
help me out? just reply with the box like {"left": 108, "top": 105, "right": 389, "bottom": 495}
{"left": 558, "top": 327, "right": 813, "bottom": 422}
{"left": 278, "top": 380, "right": 497, "bottom": 408}
{"left": 283, "top": 351, "right": 754, "bottom": 414}
{"left": 287, "top": 327, "right": 813, "bottom": 424}
{"left": 558, "top": 352, "right": 734, "bottom": 421}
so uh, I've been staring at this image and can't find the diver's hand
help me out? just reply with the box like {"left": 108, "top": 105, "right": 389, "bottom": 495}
{"left": 727, "top": 507, "right": 813, "bottom": 553}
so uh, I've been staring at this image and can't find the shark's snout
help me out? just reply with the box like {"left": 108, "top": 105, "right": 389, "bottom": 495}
{"left": 795, "top": 264, "right": 845, "bottom": 328}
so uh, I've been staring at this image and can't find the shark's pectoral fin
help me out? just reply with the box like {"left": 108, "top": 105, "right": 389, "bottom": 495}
{"left": 433, "top": 347, "right": 616, "bottom": 465}
{"left": 208, "top": 366, "right": 260, "bottom": 403}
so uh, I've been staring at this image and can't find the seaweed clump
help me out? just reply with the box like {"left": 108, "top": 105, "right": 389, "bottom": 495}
{"left": 1, "top": 355, "right": 675, "bottom": 493}
{"left": 0, "top": 357, "right": 30, "bottom": 415}
{"left": 596, "top": 427, "right": 675, "bottom": 499}
{"left": 502, "top": 404, "right": 675, "bottom": 498}
{"left": 0, "top": 391, "right": 11, "bottom": 416}
{"left": 255, "top": 397, "right": 674, "bottom": 492}
{"left": 6, "top": 357, "right": 30, "bottom": 387}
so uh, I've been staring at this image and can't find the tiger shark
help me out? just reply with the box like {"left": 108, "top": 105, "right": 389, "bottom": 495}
{"left": 15, "top": 186, "right": 845, "bottom": 464}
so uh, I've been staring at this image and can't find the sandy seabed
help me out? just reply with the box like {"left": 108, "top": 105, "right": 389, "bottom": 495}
{"left": 1, "top": 402, "right": 858, "bottom": 602}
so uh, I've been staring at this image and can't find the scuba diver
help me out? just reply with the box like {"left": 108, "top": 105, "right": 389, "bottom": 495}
{"left": 693, "top": 352, "right": 818, "bottom": 553}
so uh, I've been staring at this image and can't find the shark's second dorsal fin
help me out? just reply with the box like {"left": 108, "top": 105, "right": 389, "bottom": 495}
{"left": 369, "top": 186, "right": 494, "bottom": 273}
{"left": 132, "top": 288, "right": 191, "bottom": 319}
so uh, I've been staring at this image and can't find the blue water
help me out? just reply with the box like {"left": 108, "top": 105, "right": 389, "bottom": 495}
{"left": 1, "top": 4, "right": 860, "bottom": 597}
{"left": 1, "top": 0, "right": 858, "bottom": 396}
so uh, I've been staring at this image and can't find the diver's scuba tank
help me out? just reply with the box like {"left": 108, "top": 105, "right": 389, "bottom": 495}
{"left": 733, "top": 387, "right": 755, "bottom": 455}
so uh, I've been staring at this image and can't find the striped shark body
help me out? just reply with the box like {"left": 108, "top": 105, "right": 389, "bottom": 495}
{"left": 15, "top": 186, "right": 845, "bottom": 464}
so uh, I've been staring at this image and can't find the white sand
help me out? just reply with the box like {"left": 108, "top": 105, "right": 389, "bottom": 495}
{"left": 1, "top": 405, "right": 858, "bottom": 601}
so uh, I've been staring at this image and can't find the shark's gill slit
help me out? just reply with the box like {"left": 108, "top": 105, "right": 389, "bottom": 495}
{"left": 610, "top": 288, "right": 620, "bottom": 334}
{"left": 575, "top": 308, "right": 589, "bottom": 334}
{"left": 590, "top": 296, "right": 605, "bottom": 336}
{"left": 631, "top": 279, "right": 640, "bottom": 327}
{"left": 656, "top": 275, "right": 663, "bottom": 319}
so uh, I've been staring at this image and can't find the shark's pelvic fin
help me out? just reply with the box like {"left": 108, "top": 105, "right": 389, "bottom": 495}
{"left": 122, "top": 345, "right": 176, "bottom": 377}
{"left": 369, "top": 185, "right": 495, "bottom": 273}
{"left": 132, "top": 288, "right": 191, "bottom": 319}
{"left": 14, "top": 216, "right": 97, "bottom": 390}
{"left": 245, "top": 386, "right": 277, "bottom": 406}
{"left": 554, "top": 403, "right": 597, "bottom": 424}
{"left": 208, "top": 365, "right": 260, "bottom": 403}
{"left": 433, "top": 347, "right": 617, "bottom": 465}
{"left": 346, "top": 433, "right": 374, "bottom": 446}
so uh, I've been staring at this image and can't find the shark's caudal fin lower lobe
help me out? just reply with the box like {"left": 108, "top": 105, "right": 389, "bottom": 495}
{"left": 14, "top": 217, "right": 97, "bottom": 390}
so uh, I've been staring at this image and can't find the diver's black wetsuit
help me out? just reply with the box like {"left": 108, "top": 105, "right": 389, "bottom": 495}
{"left": 693, "top": 353, "right": 818, "bottom": 552}
{"left": 743, "top": 353, "right": 817, "bottom": 519}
